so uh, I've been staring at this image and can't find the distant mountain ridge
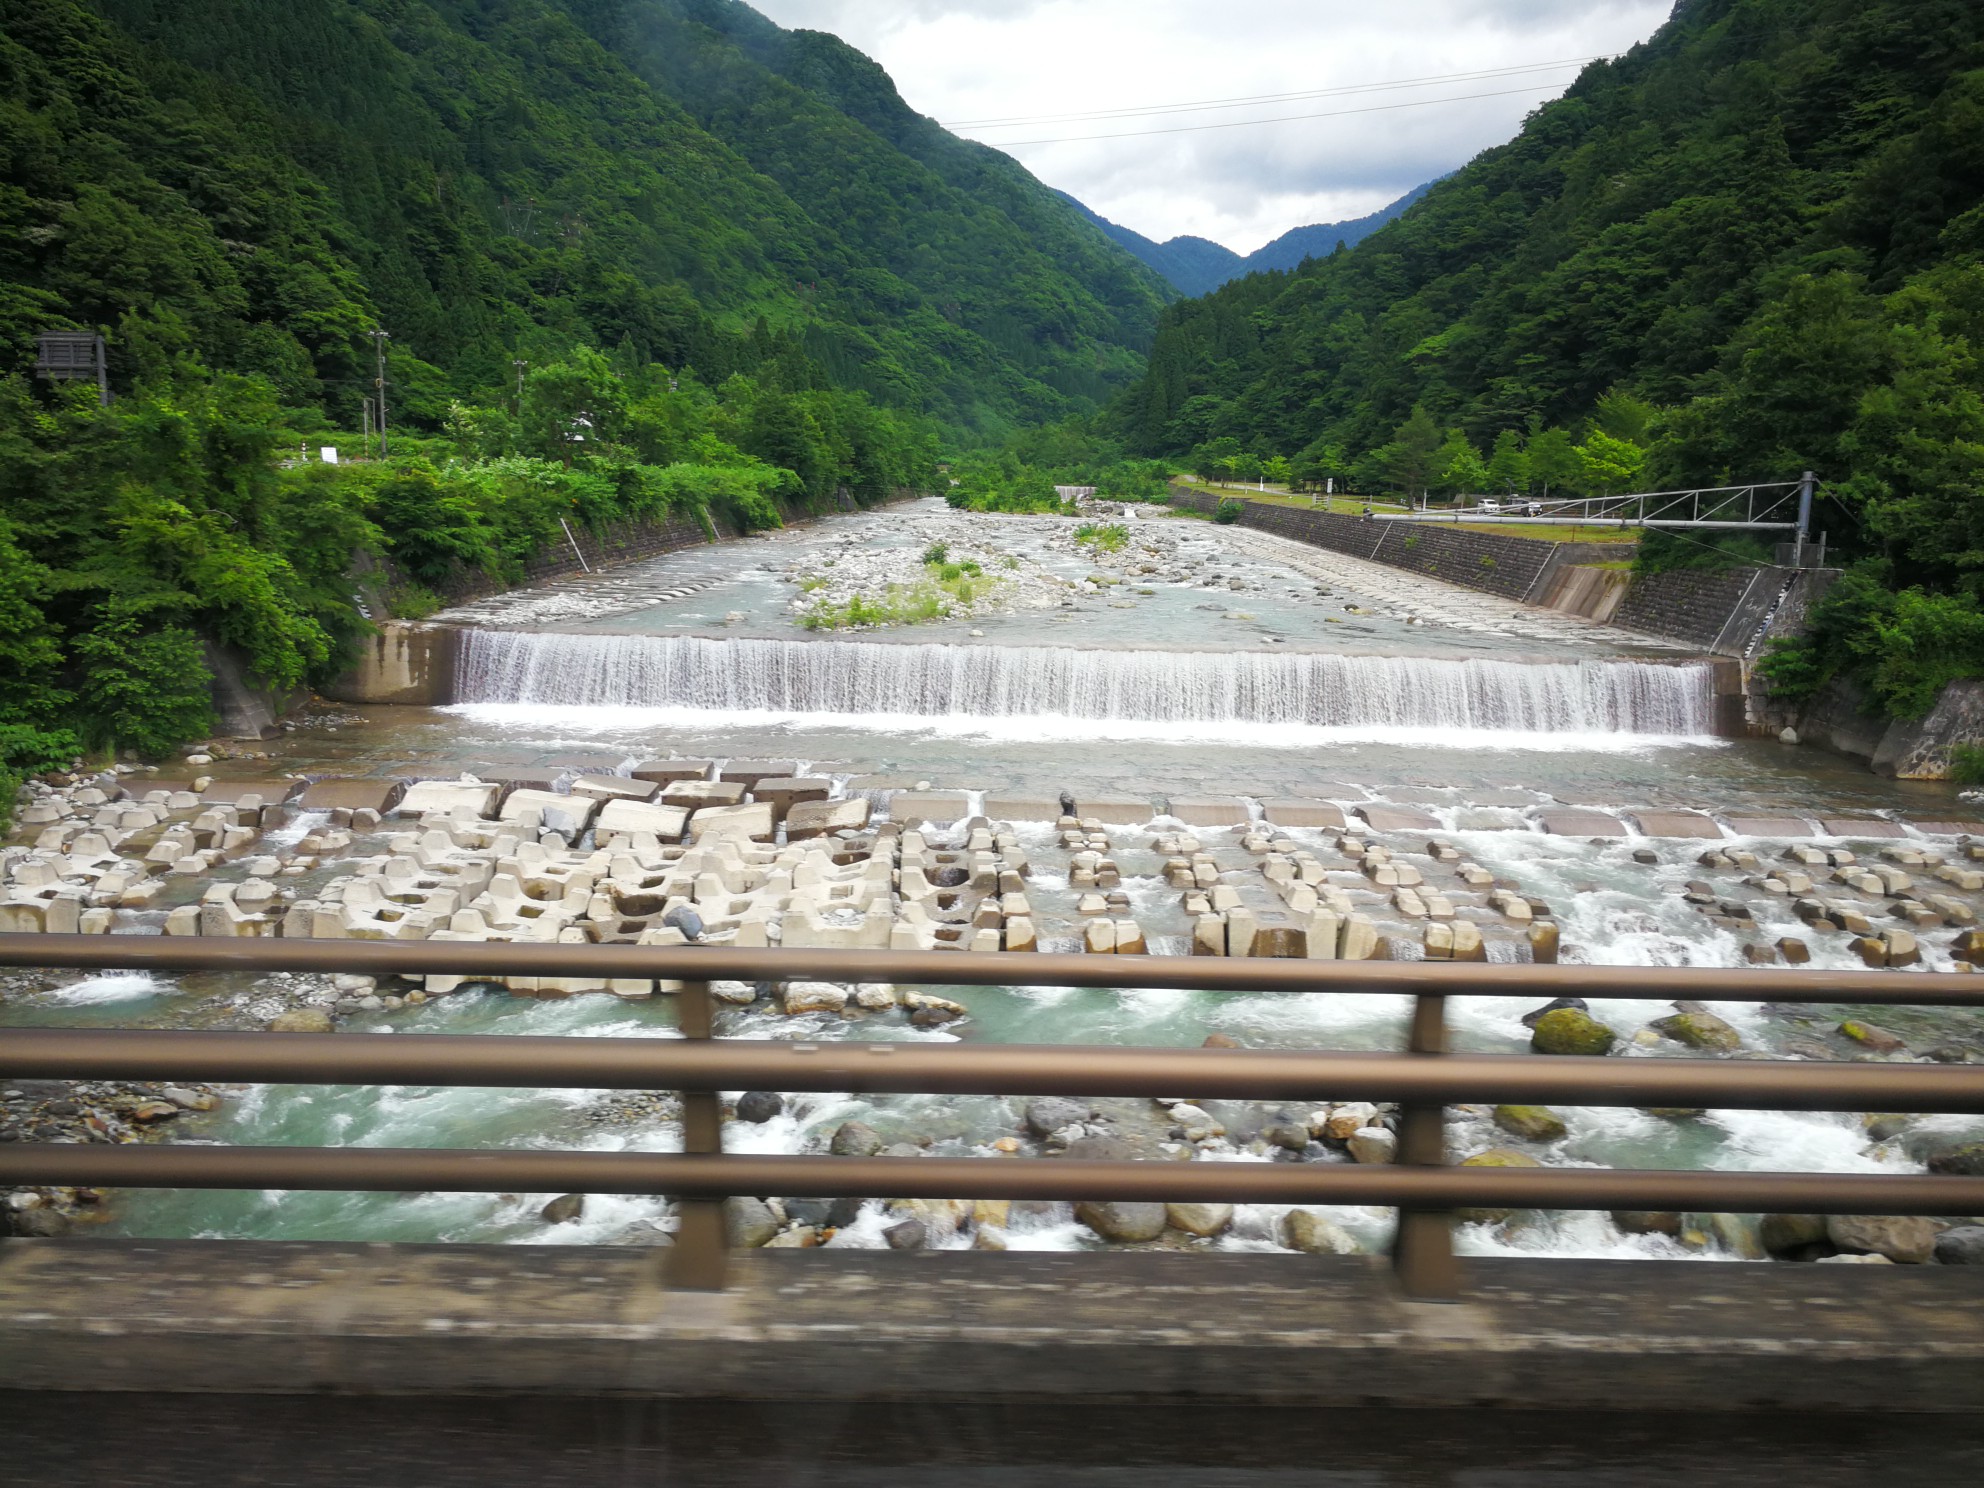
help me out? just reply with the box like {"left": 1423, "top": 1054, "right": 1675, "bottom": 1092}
{"left": 1062, "top": 183, "right": 1437, "bottom": 297}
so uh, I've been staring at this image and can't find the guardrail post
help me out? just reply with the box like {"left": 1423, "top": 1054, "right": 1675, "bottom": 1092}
{"left": 1391, "top": 992, "right": 1461, "bottom": 1301}
{"left": 665, "top": 978, "right": 728, "bottom": 1290}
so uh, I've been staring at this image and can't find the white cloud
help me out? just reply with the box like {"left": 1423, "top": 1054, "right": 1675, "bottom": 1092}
{"left": 747, "top": 0, "right": 1670, "bottom": 252}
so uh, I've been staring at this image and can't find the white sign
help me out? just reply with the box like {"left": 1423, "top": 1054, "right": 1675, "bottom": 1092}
{"left": 320, "top": 447, "right": 339, "bottom": 464}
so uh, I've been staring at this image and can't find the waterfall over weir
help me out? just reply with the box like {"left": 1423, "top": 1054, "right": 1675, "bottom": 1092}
{"left": 451, "top": 631, "right": 1718, "bottom": 744}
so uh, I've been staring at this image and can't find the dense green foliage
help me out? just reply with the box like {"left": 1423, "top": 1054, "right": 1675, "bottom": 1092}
{"left": 0, "top": 0, "right": 1176, "bottom": 763}
{"left": 1117, "top": 0, "right": 1984, "bottom": 718}
{"left": 0, "top": 357, "right": 937, "bottom": 754}
{"left": 3, "top": 0, "right": 1166, "bottom": 431}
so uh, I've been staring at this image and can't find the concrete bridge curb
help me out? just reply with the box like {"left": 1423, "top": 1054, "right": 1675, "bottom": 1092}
{"left": 4, "top": 1240, "right": 1979, "bottom": 1411}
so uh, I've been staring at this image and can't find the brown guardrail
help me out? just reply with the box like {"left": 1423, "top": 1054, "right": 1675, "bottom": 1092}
{"left": 1, "top": 935, "right": 1982, "bottom": 1298}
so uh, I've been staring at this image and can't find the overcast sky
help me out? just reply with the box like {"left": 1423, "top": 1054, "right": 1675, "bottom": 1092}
{"left": 747, "top": 0, "right": 1672, "bottom": 253}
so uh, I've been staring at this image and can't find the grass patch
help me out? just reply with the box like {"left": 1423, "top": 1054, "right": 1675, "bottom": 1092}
{"left": 798, "top": 570, "right": 1004, "bottom": 631}
{"left": 1074, "top": 521, "right": 1129, "bottom": 553}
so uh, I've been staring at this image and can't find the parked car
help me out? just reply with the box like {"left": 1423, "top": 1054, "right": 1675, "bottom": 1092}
{"left": 1476, "top": 499, "right": 1503, "bottom": 513}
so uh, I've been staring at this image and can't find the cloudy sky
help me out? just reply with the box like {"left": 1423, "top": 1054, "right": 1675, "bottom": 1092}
{"left": 748, "top": 0, "right": 1672, "bottom": 253}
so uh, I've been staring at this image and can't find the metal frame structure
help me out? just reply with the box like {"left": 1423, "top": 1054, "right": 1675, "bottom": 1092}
{"left": 1380, "top": 476, "right": 1813, "bottom": 535}
{"left": 2, "top": 936, "right": 1981, "bottom": 1300}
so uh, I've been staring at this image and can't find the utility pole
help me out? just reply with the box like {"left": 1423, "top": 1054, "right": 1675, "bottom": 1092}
{"left": 361, "top": 398, "right": 373, "bottom": 460}
{"left": 1794, "top": 469, "right": 1815, "bottom": 568}
{"left": 368, "top": 329, "right": 391, "bottom": 459}
{"left": 513, "top": 358, "right": 528, "bottom": 419}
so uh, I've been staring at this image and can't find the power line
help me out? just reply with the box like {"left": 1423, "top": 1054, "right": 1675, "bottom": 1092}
{"left": 969, "top": 83, "right": 1581, "bottom": 148}
{"left": 941, "top": 55, "right": 1613, "bottom": 130}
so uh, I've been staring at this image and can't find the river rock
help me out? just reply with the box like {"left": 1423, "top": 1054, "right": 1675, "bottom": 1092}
{"left": 829, "top": 1120, "right": 884, "bottom": 1157}
{"left": 1075, "top": 1200, "right": 1167, "bottom": 1243}
{"left": 1024, "top": 1097, "right": 1091, "bottom": 1139}
{"left": 1279, "top": 1208, "right": 1358, "bottom": 1254}
{"left": 1346, "top": 1127, "right": 1397, "bottom": 1164}
{"left": 1322, "top": 1102, "right": 1378, "bottom": 1142}
{"left": 765, "top": 1226, "right": 820, "bottom": 1248}
{"left": 1934, "top": 1225, "right": 1984, "bottom": 1264}
{"left": 1759, "top": 1212, "right": 1829, "bottom": 1256}
{"left": 1493, "top": 1104, "right": 1567, "bottom": 1142}
{"left": 1927, "top": 1143, "right": 1984, "bottom": 1176}
{"left": 725, "top": 1197, "right": 779, "bottom": 1248}
{"left": 1839, "top": 1020, "right": 1907, "bottom": 1054}
{"left": 884, "top": 1218, "right": 927, "bottom": 1250}
{"left": 1611, "top": 1210, "right": 1683, "bottom": 1236}
{"left": 1457, "top": 1148, "right": 1542, "bottom": 1224}
{"left": 1530, "top": 1008, "right": 1616, "bottom": 1056}
{"left": 5, "top": 1206, "right": 70, "bottom": 1237}
{"left": 540, "top": 1193, "right": 586, "bottom": 1224}
{"left": 1520, "top": 996, "right": 1588, "bottom": 1029}
{"left": 1165, "top": 1202, "right": 1235, "bottom": 1237}
{"left": 1827, "top": 1213, "right": 1936, "bottom": 1263}
{"left": 1650, "top": 1010, "right": 1743, "bottom": 1053}
{"left": 781, "top": 981, "right": 848, "bottom": 1015}
{"left": 736, "top": 1091, "right": 784, "bottom": 1124}
{"left": 268, "top": 1008, "right": 333, "bottom": 1034}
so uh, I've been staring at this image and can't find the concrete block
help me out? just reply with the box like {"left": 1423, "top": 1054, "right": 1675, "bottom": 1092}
{"left": 1722, "top": 816, "right": 1817, "bottom": 838}
{"left": 1354, "top": 804, "right": 1440, "bottom": 833}
{"left": 1077, "top": 797, "right": 1155, "bottom": 825}
{"left": 631, "top": 761, "right": 712, "bottom": 784}
{"left": 1536, "top": 810, "right": 1627, "bottom": 837}
{"left": 1822, "top": 819, "right": 1907, "bottom": 839}
{"left": 717, "top": 760, "right": 799, "bottom": 788}
{"left": 983, "top": 797, "right": 1062, "bottom": 822}
{"left": 398, "top": 781, "right": 501, "bottom": 819}
{"left": 595, "top": 799, "right": 690, "bottom": 841}
{"left": 499, "top": 790, "right": 600, "bottom": 835}
{"left": 199, "top": 781, "right": 304, "bottom": 807}
{"left": 662, "top": 780, "right": 748, "bottom": 808}
{"left": 1630, "top": 811, "right": 1722, "bottom": 839}
{"left": 750, "top": 778, "right": 832, "bottom": 820}
{"left": 1167, "top": 797, "right": 1249, "bottom": 827}
{"left": 888, "top": 792, "right": 971, "bottom": 826}
{"left": 298, "top": 779, "right": 406, "bottom": 813}
{"left": 569, "top": 776, "right": 660, "bottom": 802}
{"left": 690, "top": 802, "right": 775, "bottom": 842}
{"left": 786, "top": 798, "right": 870, "bottom": 840}
{"left": 1262, "top": 799, "right": 1348, "bottom": 830}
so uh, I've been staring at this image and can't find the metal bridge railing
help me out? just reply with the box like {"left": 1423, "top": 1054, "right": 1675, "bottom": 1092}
{"left": 2, "top": 936, "right": 1982, "bottom": 1298}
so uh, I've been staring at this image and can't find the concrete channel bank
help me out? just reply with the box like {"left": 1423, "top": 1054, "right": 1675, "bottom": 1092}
{"left": 3, "top": 1240, "right": 1982, "bottom": 1411}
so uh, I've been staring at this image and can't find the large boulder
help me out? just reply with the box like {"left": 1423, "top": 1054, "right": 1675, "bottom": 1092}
{"left": 724, "top": 1197, "right": 779, "bottom": 1248}
{"left": 1759, "top": 1212, "right": 1829, "bottom": 1256}
{"left": 1649, "top": 1011, "right": 1743, "bottom": 1053}
{"left": 1493, "top": 1105, "right": 1567, "bottom": 1142}
{"left": 1165, "top": 1202, "right": 1235, "bottom": 1238}
{"left": 540, "top": 1193, "right": 586, "bottom": 1225}
{"left": 1023, "top": 1097, "right": 1090, "bottom": 1139}
{"left": 1075, "top": 1200, "right": 1167, "bottom": 1243}
{"left": 1530, "top": 1008, "right": 1616, "bottom": 1056}
{"left": 1279, "top": 1209, "right": 1358, "bottom": 1254}
{"left": 735, "top": 1091, "right": 784, "bottom": 1124}
{"left": 828, "top": 1120, "right": 884, "bottom": 1157}
{"left": 1934, "top": 1226, "right": 1984, "bottom": 1264}
{"left": 1927, "top": 1143, "right": 1984, "bottom": 1177}
{"left": 1827, "top": 1213, "right": 1937, "bottom": 1263}
{"left": 1457, "top": 1147, "right": 1543, "bottom": 1224}
{"left": 781, "top": 981, "right": 849, "bottom": 1015}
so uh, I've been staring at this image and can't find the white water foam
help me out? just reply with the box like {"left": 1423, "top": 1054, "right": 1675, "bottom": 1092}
{"left": 43, "top": 973, "right": 164, "bottom": 1005}
{"left": 449, "top": 631, "right": 1717, "bottom": 748}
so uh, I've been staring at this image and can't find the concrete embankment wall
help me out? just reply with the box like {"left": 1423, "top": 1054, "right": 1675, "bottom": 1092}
{"left": 320, "top": 493, "right": 916, "bottom": 708}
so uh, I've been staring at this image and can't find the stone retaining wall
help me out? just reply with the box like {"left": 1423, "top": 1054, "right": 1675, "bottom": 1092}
{"left": 1613, "top": 567, "right": 1767, "bottom": 651}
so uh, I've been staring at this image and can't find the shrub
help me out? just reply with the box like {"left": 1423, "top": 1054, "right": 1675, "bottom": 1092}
{"left": 1214, "top": 499, "right": 1245, "bottom": 524}
{"left": 922, "top": 542, "right": 950, "bottom": 565}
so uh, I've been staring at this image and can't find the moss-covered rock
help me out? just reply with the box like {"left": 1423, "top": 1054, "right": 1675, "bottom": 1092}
{"left": 1493, "top": 1104, "right": 1568, "bottom": 1142}
{"left": 1530, "top": 1008, "right": 1617, "bottom": 1056}
{"left": 1457, "top": 1147, "right": 1543, "bottom": 1224}
{"left": 1759, "top": 1212, "right": 1828, "bottom": 1256}
{"left": 1649, "top": 1010, "right": 1743, "bottom": 1053}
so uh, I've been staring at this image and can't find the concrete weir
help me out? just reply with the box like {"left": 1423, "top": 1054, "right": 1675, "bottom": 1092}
{"left": 4, "top": 1240, "right": 1982, "bottom": 1412}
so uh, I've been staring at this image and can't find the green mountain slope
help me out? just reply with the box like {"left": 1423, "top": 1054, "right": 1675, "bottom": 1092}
{"left": 1122, "top": 0, "right": 1984, "bottom": 471}
{"left": 2, "top": 0, "right": 1170, "bottom": 430}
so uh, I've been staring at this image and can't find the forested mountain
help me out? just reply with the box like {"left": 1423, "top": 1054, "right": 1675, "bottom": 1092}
{"left": 3, "top": 0, "right": 1171, "bottom": 429}
{"left": 0, "top": 0, "right": 1181, "bottom": 782}
{"left": 1065, "top": 184, "right": 1434, "bottom": 297}
{"left": 1119, "top": 0, "right": 1984, "bottom": 721}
